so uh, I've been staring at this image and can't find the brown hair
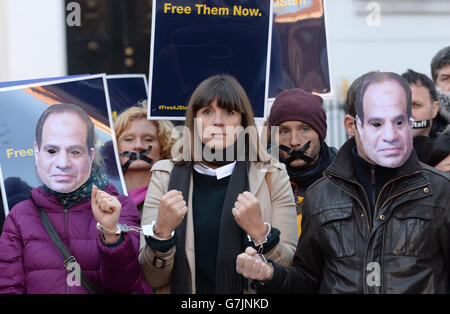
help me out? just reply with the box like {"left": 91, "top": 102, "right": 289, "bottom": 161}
{"left": 177, "top": 74, "right": 270, "bottom": 163}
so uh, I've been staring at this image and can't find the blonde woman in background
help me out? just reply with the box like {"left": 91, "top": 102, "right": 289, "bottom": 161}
{"left": 114, "top": 106, "right": 176, "bottom": 214}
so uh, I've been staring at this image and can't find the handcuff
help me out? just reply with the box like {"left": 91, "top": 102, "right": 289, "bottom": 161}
{"left": 247, "top": 223, "right": 272, "bottom": 289}
{"left": 142, "top": 220, "right": 175, "bottom": 241}
{"left": 96, "top": 222, "right": 140, "bottom": 235}
{"left": 96, "top": 222, "right": 173, "bottom": 269}
{"left": 247, "top": 222, "right": 271, "bottom": 259}
{"left": 96, "top": 221, "right": 174, "bottom": 240}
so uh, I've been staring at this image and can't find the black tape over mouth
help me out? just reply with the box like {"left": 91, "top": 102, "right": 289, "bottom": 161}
{"left": 412, "top": 119, "right": 430, "bottom": 129}
{"left": 279, "top": 141, "right": 314, "bottom": 165}
{"left": 120, "top": 146, "right": 154, "bottom": 171}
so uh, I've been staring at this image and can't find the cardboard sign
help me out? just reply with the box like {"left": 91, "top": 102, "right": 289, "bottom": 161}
{"left": 106, "top": 74, "right": 149, "bottom": 120}
{"left": 0, "top": 74, "right": 127, "bottom": 216}
{"left": 148, "top": 0, "right": 273, "bottom": 120}
{"left": 270, "top": 0, "right": 331, "bottom": 98}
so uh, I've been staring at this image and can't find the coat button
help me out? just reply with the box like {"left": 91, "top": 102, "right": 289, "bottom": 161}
{"left": 423, "top": 187, "right": 430, "bottom": 193}
{"left": 379, "top": 215, "right": 385, "bottom": 221}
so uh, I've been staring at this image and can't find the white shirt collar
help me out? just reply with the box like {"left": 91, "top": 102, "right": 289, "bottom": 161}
{"left": 193, "top": 161, "right": 236, "bottom": 180}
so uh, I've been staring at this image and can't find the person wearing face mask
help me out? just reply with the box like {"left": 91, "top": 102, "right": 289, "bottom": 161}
{"left": 236, "top": 72, "right": 450, "bottom": 294}
{"left": 0, "top": 104, "right": 152, "bottom": 294}
{"left": 114, "top": 106, "right": 176, "bottom": 214}
{"left": 267, "top": 88, "right": 337, "bottom": 237}
{"left": 138, "top": 74, "right": 298, "bottom": 294}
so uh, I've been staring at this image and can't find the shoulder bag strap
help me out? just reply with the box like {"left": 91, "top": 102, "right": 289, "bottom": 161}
{"left": 33, "top": 200, "right": 101, "bottom": 294}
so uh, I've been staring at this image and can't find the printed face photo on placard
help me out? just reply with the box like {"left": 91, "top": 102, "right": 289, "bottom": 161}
{"left": 355, "top": 80, "right": 413, "bottom": 168}
{"left": 270, "top": 0, "right": 331, "bottom": 97}
{"left": 0, "top": 75, "right": 126, "bottom": 215}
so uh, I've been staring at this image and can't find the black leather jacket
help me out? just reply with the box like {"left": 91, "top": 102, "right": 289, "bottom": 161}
{"left": 261, "top": 138, "right": 450, "bottom": 294}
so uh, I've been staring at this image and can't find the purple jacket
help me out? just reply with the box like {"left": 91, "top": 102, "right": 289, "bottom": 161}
{"left": 0, "top": 184, "right": 152, "bottom": 294}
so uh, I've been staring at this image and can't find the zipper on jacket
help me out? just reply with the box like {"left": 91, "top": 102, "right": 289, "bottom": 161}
{"left": 371, "top": 166, "right": 375, "bottom": 185}
{"left": 368, "top": 170, "right": 426, "bottom": 294}
{"left": 328, "top": 169, "right": 426, "bottom": 294}
{"left": 325, "top": 172, "right": 371, "bottom": 237}
{"left": 376, "top": 182, "right": 429, "bottom": 221}
{"left": 370, "top": 166, "right": 376, "bottom": 223}
{"left": 372, "top": 170, "right": 422, "bottom": 222}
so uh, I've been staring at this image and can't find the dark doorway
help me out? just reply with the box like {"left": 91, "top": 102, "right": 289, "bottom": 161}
{"left": 65, "top": 0, "right": 152, "bottom": 76}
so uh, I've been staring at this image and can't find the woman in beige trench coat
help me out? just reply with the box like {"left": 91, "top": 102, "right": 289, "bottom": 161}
{"left": 139, "top": 75, "right": 298, "bottom": 294}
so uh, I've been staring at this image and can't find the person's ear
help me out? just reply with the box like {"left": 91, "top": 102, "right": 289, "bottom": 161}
{"left": 431, "top": 100, "right": 439, "bottom": 119}
{"left": 344, "top": 114, "right": 356, "bottom": 137}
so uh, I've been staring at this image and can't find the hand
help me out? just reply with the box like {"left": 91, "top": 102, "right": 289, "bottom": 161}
{"left": 153, "top": 190, "right": 188, "bottom": 239}
{"left": 91, "top": 185, "right": 122, "bottom": 243}
{"left": 435, "top": 154, "right": 450, "bottom": 173}
{"left": 236, "top": 247, "right": 274, "bottom": 282}
{"left": 232, "top": 191, "right": 267, "bottom": 239}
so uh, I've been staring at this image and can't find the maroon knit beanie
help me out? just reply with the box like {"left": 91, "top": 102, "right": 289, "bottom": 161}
{"left": 268, "top": 88, "right": 327, "bottom": 140}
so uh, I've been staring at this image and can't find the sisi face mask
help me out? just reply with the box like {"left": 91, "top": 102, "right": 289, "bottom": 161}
{"left": 355, "top": 115, "right": 413, "bottom": 168}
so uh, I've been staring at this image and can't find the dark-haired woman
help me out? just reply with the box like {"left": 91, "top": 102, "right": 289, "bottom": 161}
{"left": 139, "top": 75, "right": 298, "bottom": 294}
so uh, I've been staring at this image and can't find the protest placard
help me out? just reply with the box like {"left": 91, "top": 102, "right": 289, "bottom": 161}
{"left": 269, "top": 0, "right": 331, "bottom": 98}
{"left": 147, "top": 0, "right": 272, "bottom": 120}
{"left": 106, "top": 74, "right": 148, "bottom": 120}
{"left": 0, "top": 74, "right": 126, "bottom": 215}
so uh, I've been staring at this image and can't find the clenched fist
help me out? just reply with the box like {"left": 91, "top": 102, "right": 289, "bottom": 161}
{"left": 91, "top": 184, "right": 122, "bottom": 243}
{"left": 236, "top": 247, "right": 274, "bottom": 282}
{"left": 232, "top": 191, "right": 267, "bottom": 240}
{"left": 153, "top": 190, "right": 188, "bottom": 239}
